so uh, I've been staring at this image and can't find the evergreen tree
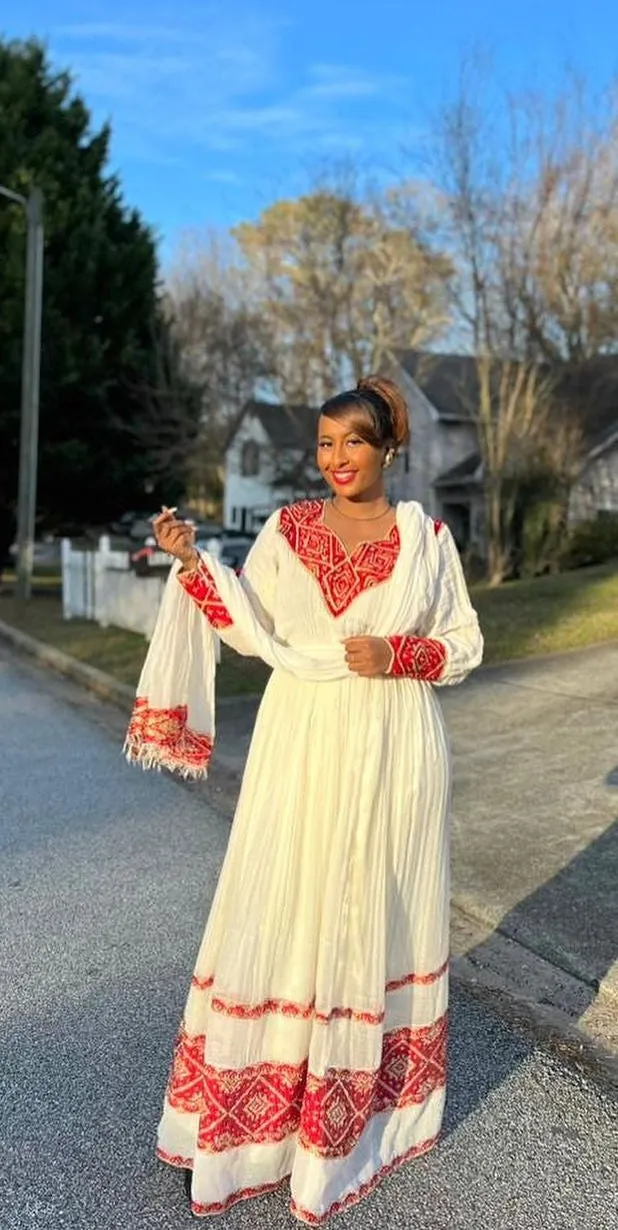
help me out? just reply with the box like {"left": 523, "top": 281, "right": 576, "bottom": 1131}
{"left": 0, "top": 38, "right": 198, "bottom": 562}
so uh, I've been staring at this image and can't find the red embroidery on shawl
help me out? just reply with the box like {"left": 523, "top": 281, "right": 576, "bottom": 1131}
{"left": 125, "top": 698, "right": 213, "bottom": 774}
{"left": 278, "top": 500, "right": 400, "bottom": 618}
{"left": 191, "top": 959, "right": 448, "bottom": 1025}
{"left": 166, "top": 1015, "right": 447, "bottom": 1159}
{"left": 387, "top": 635, "right": 447, "bottom": 682}
{"left": 289, "top": 1132, "right": 440, "bottom": 1225}
{"left": 178, "top": 559, "right": 233, "bottom": 629}
{"left": 433, "top": 518, "right": 444, "bottom": 535}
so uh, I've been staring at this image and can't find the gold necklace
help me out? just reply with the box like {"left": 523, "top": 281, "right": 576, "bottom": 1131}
{"left": 331, "top": 498, "right": 392, "bottom": 522}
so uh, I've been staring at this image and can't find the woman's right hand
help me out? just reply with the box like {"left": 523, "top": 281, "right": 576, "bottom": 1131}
{"left": 151, "top": 507, "right": 198, "bottom": 571}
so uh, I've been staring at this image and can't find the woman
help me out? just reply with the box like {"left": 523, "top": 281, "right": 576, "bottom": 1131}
{"left": 125, "top": 375, "right": 483, "bottom": 1225}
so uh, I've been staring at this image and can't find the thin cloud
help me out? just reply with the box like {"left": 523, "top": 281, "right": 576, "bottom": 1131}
{"left": 203, "top": 169, "right": 244, "bottom": 185}
{"left": 50, "top": 19, "right": 407, "bottom": 167}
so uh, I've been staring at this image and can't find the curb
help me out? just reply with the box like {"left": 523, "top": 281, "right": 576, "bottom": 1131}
{"left": 2, "top": 613, "right": 617, "bottom": 1088}
{"left": 450, "top": 960, "right": 618, "bottom": 1091}
{"left": 0, "top": 618, "right": 263, "bottom": 713}
{"left": 0, "top": 617, "right": 134, "bottom": 709}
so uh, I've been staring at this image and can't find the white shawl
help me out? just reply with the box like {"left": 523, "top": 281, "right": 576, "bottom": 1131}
{"left": 123, "top": 503, "right": 481, "bottom": 779}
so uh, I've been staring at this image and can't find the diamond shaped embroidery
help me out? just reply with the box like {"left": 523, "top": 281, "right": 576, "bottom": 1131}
{"left": 279, "top": 501, "right": 399, "bottom": 618}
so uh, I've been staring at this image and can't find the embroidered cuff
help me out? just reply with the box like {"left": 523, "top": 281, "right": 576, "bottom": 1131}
{"left": 177, "top": 558, "right": 234, "bottom": 630}
{"left": 386, "top": 635, "right": 447, "bottom": 681}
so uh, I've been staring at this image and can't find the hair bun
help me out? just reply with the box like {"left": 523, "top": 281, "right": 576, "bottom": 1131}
{"left": 357, "top": 375, "right": 410, "bottom": 448}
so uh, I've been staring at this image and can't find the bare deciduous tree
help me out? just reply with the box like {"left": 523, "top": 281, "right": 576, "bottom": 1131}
{"left": 432, "top": 66, "right": 618, "bottom": 581}
{"left": 165, "top": 230, "right": 274, "bottom": 509}
{"left": 234, "top": 173, "right": 452, "bottom": 404}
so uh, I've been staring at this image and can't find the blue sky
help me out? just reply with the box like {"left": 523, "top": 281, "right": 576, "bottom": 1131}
{"left": 4, "top": 0, "right": 618, "bottom": 263}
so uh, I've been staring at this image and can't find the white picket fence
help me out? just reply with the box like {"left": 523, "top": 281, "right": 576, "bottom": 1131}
{"left": 61, "top": 536, "right": 167, "bottom": 639}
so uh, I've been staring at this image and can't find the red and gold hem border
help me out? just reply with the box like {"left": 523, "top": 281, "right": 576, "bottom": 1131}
{"left": 289, "top": 1131, "right": 440, "bottom": 1225}
{"left": 124, "top": 697, "right": 213, "bottom": 779}
{"left": 192, "top": 1176, "right": 291, "bottom": 1217}
{"left": 157, "top": 1133, "right": 441, "bottom": 1222}
{"left": 156, "top": 1146, "right": 193, "bottom": 1170}
{"left": 190, "top": 957, "right": 448, "bottom": 1024}
{"left": 165, "top": 1013, "right": 447, "bottom": 1158}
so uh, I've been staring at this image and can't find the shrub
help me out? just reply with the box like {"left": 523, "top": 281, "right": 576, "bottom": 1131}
{"left": 561, "top": 514, "right": 618, "bottom": 570}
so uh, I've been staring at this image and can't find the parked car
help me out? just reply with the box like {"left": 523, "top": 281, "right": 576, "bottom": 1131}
{"left": 9, "top": 536, "right": 61, "bottom": 567}
{"left": 129, "top": 536, "right": 169, "bottom": 575}
{"left": 206, "top": 536, "right": 254, "bottom": 573}
{"left": 130, "top": 531, "right": 255, "bottom": 577}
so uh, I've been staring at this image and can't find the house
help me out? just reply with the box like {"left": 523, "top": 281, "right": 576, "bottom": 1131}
{"left": 223, "top": 353, "right": 618, "bottom": 544}
{"left": 223, "top": 400, "right": 321, "bottom": 533}
{"left": 558, "top": 360, "right": 618, "bottom": 524}
{"left": 224, "top": 355, "right": 485, "bottom": 546}
{"left": 570, "top": 424, "right": 618, "bottom": 522}
{"left": 387, "top": 351, "right": 618, "bottom": 538}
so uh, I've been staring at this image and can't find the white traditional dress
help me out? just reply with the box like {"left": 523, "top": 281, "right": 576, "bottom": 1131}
{"left": 125, "top": 499, "right": 483, "bottom": 1225}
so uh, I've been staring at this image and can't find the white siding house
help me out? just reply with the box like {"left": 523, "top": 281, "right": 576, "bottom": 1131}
{"left": 223, "top": 353, "right": 618, "bottom": 548}
{"left": 223, "top": 359, "right": 485, "bottom": 547}
{"left": 223, "top": 402, "right": 323, "bottom": 533}
{"left": 569, "top": 430, "right": 618, "bottom": 523}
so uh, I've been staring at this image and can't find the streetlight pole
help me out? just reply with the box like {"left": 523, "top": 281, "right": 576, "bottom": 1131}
{"left": 0, "top": 184, "right": 44, "bottom": 602}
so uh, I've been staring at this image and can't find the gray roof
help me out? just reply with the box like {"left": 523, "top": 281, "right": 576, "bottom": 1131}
{"left": 397, "top": 351, "right": 478, "bottom": 422}
{"left": 553, "top": 358, "right": 618, "bottom": 449}
{"left": 434, "top": 451, "right": 482, "bottom": 489}
{"left": 398, "top": 351, "right": 618, "bottom": 450}
{"left": 244, "top": 400, "right": 318, "bottom": 450}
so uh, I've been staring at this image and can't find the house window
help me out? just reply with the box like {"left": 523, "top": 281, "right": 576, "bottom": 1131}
{"left": 241, "top": 441, "right": 261, "bottom": 477}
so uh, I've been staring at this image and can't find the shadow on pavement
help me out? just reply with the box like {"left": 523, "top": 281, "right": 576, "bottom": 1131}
{"left": 454, "top": 809, "right": 618, "bottom": 1073}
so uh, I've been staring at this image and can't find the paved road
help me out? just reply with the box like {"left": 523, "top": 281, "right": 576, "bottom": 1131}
{"left": 1, "top": 646, "right": 616, "bottom": 1230}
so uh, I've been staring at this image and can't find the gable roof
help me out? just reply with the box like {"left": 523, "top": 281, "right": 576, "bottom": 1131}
{"left": 234, "top": 400, "right": 318, "bottom": 451}
{"left": 434, "top": 451, "right": 482, "bottom": 488}
{"left": 397, "top": 351, "right": 478, "bottom": 422}
{"left": 398, "top": 350, "right": 618, "bottom": 450}
{"left": 553, "top": 357, "right": 618, "bottom": 450}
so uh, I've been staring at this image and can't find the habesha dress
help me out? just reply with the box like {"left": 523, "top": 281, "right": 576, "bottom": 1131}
{"left": 125, "top": 498, "right": 483, "bottom": 1225}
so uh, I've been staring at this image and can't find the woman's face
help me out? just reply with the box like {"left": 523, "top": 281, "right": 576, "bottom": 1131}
{"left": 316, "top": 410, "right": 386, "bottom": 501}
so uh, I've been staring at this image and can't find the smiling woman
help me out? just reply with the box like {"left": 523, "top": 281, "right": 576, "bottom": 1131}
{"left": 124, "top": 372, "right": 484, "bottom": 1225}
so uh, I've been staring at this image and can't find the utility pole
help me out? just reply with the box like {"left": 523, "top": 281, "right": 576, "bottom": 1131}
{"left": 0, "top": 185, "right": 44, "bottom": 602}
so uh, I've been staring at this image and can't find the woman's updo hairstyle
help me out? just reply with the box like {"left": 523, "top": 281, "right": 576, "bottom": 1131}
{"left": 319, "top": 375, "right": 410, "bottom": 453}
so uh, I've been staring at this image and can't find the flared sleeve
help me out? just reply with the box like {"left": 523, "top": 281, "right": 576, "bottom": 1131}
{"left": 386, "top": 520, "right": 483, "bottom": 686}
{"left": 177, "top": 511, "right": 279, "bottom": 651}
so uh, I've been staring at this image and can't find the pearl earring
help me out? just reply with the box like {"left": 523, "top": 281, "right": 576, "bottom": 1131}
{"left": 383, "top": 448, "right": 395, "bottom": 469}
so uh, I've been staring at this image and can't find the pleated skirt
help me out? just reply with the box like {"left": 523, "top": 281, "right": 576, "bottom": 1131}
{"left": 157, "top": 668, "right": 452, "bottom": 1224}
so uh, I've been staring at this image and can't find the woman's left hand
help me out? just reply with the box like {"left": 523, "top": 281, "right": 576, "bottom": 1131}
{"left": 344, "top": 636, "right": 393, "bottom": 677}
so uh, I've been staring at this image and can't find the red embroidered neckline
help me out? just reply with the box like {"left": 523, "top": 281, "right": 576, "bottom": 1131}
{"left": 278, "top": 500, "right": 400, "bottom": 618}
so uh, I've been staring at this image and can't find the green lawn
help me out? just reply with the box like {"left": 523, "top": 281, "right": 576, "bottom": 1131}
{"left": 1, "top": 560, "right": 618, "bottom": 694}
{"left": 472, "top": 560, "right": 618, "bottom": 663}
{"left": 0, "top": 592, "right": 270, "bottom": 696}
